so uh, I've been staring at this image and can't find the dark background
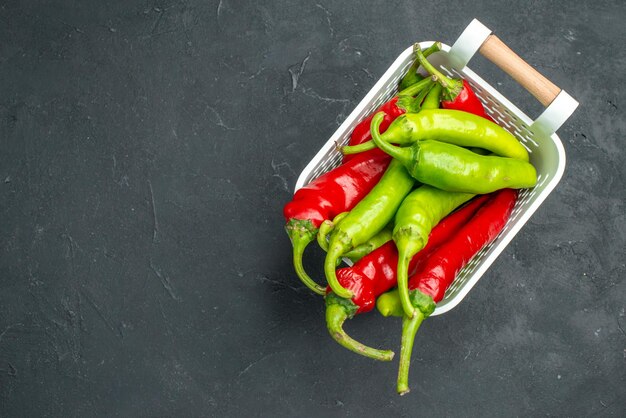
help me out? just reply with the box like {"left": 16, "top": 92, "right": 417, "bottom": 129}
{"left": 1, "top": 0, "right": 624, "bottom": 416}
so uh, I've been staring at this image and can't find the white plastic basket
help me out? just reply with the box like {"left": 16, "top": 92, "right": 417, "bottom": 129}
{"left": 293, "top": 19, "right": 578, "bottom": 316}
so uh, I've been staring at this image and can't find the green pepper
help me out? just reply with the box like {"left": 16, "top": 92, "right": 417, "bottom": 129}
{"left": 393, "top": 185, "right": 474, "bottom": 318}
{"left": 323, "top": 159, "right": 415, "bottom": 299}
{"left": 342, "top": 108, "right": 529, "bottom": 162}
{"left": 370, "top": 113, "right": 537, "bottom": 194}
{"left": 376, "top": 289, "right": 404, "bottom": 317}
{"left": 341, "top": 226, "right": 393, "bottom": 263}
{"left": 317, "top": 214, "right": 393, "bottom": 265}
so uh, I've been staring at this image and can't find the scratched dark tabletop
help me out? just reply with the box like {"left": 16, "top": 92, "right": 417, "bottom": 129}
{"left": 1, "top": 1, "right": 625, "bottom": 416}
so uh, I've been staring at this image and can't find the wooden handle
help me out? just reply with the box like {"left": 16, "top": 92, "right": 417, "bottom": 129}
{"left": 479, "top": 34, "right": 561, "bottom": 107}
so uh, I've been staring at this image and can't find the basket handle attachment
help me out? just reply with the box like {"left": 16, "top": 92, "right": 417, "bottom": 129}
{"left": 449, "top": 19, "right": 579, "bottom": 136}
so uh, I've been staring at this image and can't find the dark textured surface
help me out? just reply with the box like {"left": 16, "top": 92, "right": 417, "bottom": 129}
{"left": 1, "top": 0, "right": 625, "bottom": 416}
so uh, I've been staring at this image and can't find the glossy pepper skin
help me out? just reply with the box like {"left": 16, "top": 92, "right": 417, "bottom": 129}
{"left": 392, "top": 185, "right": 475, "bottom": 318}
{"left": 323, "top": 194, "right": 489, "bottom": 361}
{"left": 389, "top": 188, "right": 518, "bottom": 395}
{"left": 413, "top": 189, "right": 517, "bottom": 301}
{"left": 323, "top": 159, "right": 415, "bottom": 299}
{"left": 443, "top": 79, "right": 493, "bottom": 120}
{"left": 342, "top": 108, "right": 529, "bottom": 162}
{"left": 343, "top": 77, "right": 435, "bottom": 163}
{"left": 283, "top": 150, "right": 391, "bottom": 295}
{"left": 342, "top": 97, "right": 405, "bottom": 164}
{"left": 413, "top": 44, "right": 493, "bottom": 121}
{"left": 369, "top": 113, "right": 537, "bottom": 194}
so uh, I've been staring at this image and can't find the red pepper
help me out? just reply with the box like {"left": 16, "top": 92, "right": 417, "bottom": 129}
{"left": 283, "top": 151, "right": 391, "bottom": 295}
{"left": 414, "top": 45, "right": 493, "bottom": 121}
{"left": 323, "top": 194, "right": 489, "bottom": 361}
{"left": 410, "top": 188, "right": 517, "bottom": 303}
{"left": 394, "top": 188, "right": 518, "bottom": 395}
{"left": 342, "top": 77, "right": 435, "bottom": 163}
{"left": 441, "top": 78, "right": 493, "bottom": 120}
{"left": 342, "top": 97, "right": 405, "bottom": 164}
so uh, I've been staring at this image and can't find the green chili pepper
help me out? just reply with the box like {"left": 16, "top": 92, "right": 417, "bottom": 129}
{"left": 341, "top": 226, "right": 393, "bottom": 263}
{"left": 396, "top": 82, "right": 435, "bottom": 114}
{"left": 376, "top": 289, "right": 404, "bottom": 317}
{"left": 342, "top": 108, "right": 529, "bottom": 162}
{"left": 420, "top": 82, "right": 442, "bottom": 110}
{"left": 318, "top": 216, "right": 393, "bottom": 266}
{"left": 370, "top": 113, "right": 537, "bottom": 194}
{"left": 323, "top": 159, "right": 415, "bottom": 299}
{"left": 393, "top": 185, "right": 474, "bottom": 318}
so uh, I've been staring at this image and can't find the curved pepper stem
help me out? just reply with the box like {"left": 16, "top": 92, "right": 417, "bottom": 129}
{"left": 316, "top": 212, "right": 348, "bottom": 252}
{"left": 394, "top": 228, "right": 428, "bottom": 318}
{"left": 369, "top": 112, "right": 412, "bottom": 166}
{"left": 396, "top": 76, "right": 438, "bottom": 99}
{"left": 413, "top": 45, "right": 463, "bottom": 102}
{"left": 324, "top": 240, "right": 354, "bottom": 299}
{"left": 398, "top": 42, "right": 442, "bottom": 91}
{"left": 287, "top": 229, "right": 326, "bottom": 296}
{"left": 396, "top": 253, "right": 417, "bottom": 319}
{"left": 286, "top": 221, "right": 326, "bottom": 295}
{"left": 316, "top": 220, "right": 333, "bottom": 252}
{"left": 341, "top": 140, "right": 377, "bottom": 155}
{"left": 397, "top": 310, "right": 425, "bottom": 395}
{"left": 326, "top": 294, "right": 395, "bottom": 362}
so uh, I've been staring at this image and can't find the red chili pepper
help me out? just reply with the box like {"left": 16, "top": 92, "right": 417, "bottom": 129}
{"left": 342, "top": 77, "right": 435, "bottom": 163}
{"left": 283, "top": 151, "right": 391, "bottom": 295}
{"left": 323, "top": 194, "right": 489, "bottom": 361}
{"left": 411, "top": 188, "right": 517, "bottom": 303}
{"left": 394, "top": 188, "right": 518, "bottom": 395}
{"left": 414, "top": 45, "right": 493, "bottom": 121}
{"left": 342, "top": 97, "right": 405, "bottom": 163}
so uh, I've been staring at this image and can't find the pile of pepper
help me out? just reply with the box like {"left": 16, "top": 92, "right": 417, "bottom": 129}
{"left": 283, "top": 44, "right": 534, "bottom": 394}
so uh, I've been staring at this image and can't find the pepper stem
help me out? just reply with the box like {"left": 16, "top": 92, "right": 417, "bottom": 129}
{"left": 395, "top": 233, "right": 428, "bottom": 318}
{"left": 316, "top": 220, "right": 333, "bottom": 252}
{"left": 291, "top": 235, "right": 326, "bottom": 295}
{"left": 396, "top": 253, "right": 416, "bottom": 319}
{"left": 326, "top": 295, "right": 395, "bottom": 362}
{"left": 398, "top": 42, "right": 442, "bottom": 91}
{"left": 397, "top": 310, "right": 425, "bottom": 395}
{"left": 396, "top": 80, "right": 435, "bottom": 114}
{"left": 324, "top": 242, "right": 354, "bottom": 299}
{"left": 316, "top": 212, "right": 348, "bottom": 252}
{"left": 286, "top": 220, "right": 326, "bottom": 295}
{"left": 397, "top": 76, "right": 438, "bottom": 98}
{"left": 414, "top": 45, "right": 463, "bottom": 100}
{"left": 341, "top": 140, "right": 376, "bottom": 155}
{"left": 369, "top": 112, "right": 411, "bottom": 165}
